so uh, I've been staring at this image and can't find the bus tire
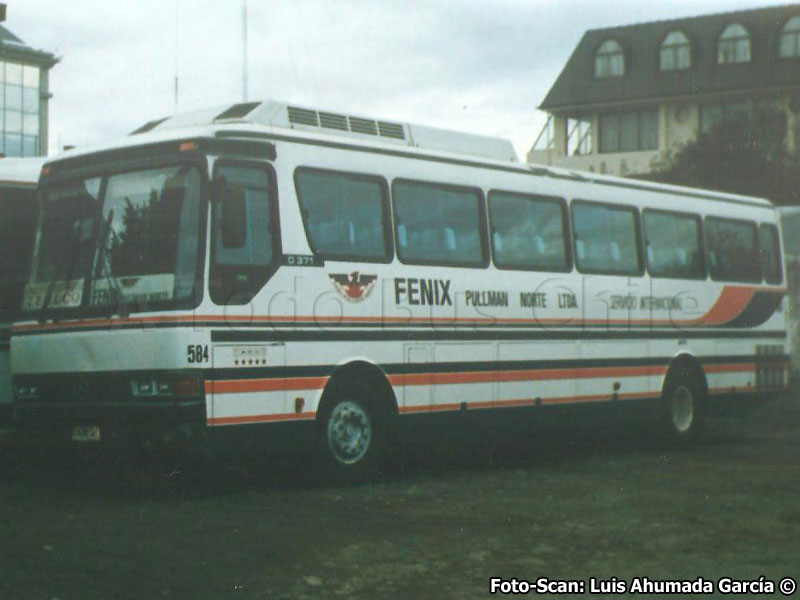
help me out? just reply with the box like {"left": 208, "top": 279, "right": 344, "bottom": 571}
{"left": 317, "top": 383, "right": 388, "bottom": 482}
{"left": 660, "top": 367, "right": 704, "bottom": 445}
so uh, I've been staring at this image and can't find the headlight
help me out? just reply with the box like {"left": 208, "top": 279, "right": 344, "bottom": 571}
{"left": 14, "top": 384, "right": 40, "bottom": 400}
{"left": 131, "top": 375, "right": 200, "bottom": 398}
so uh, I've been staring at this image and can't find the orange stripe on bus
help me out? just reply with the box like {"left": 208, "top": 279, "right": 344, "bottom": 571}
{"left": 13, "top": 314, "right": 662, "bottom": 331}
{"left": 703, "top": 362, "right": 756, "bottom": 373}
{"left": 206, "top": 365, "right": 669, "bottom": 396}
{"left": 693, "top": 286, "right": 755, "bottom": 325}
{"left": 205, "top": 362, "right": 757, "bottom": 396}
{"left": 540, "top": 390, "right": 662, "bottom": 405}
{"left": 205, "top": 376, "right": 329, "bottom": 394}
{"left": 387, "top": 365, "right": 667, "bottom": 387}
{"left": 396, "top": 390, "right": 663, "bottom": 414}
{"left": 11, "top": 285, "right": 786, "bottom": 333}
{"left": 207, "top": 412, "right": 316, "bottom": 426}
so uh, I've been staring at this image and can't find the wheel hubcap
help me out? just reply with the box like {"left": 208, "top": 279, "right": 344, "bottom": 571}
{"left": 327, "top": 401, "right": 372, "bottom": 465}
{"left": 671, "top": 384, "right": 694, "bottom": 433}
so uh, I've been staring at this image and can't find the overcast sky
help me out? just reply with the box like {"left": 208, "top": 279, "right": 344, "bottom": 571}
{"left": 7, "top": 0, "right": 797, "bottom": 158}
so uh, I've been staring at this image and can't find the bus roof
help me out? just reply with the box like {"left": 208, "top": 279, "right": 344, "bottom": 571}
{"left": 128, "top": 99, "right": 520, "bottom": 164}
{"left": 525, "top": 163, "right": 775, "bottom": 208}
{"left": 48, "top": 99, "right": 774, "bottom": 209}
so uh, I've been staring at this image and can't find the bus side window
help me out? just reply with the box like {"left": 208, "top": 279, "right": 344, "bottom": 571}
{"left": 759, "top": 223, "right": 782, "bottom": 284}
{"left": 210, "top": 164, "right": 277, "bottom": 305}
{"left": 393, "top": 180, "right": 487, "bottom": 267}
{"left": 294, "top": 168, "right": 391, "bottom": 263}
{"left": 571, "top": 201, "right": 641, "bottom": 276}
{"left": 487, "top": 191, "right": 569, "bottom": 272}
{"left": 643, "top": 209, "right": 705, "bottom": 279}
{"left": 705, "top": 217, "right": 759, "bottom": 283}
{"left": 220, "top": 184, "right": 247, "bottom": 249}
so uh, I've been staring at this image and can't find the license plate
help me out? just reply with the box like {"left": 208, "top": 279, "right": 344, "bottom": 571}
{"left": 71, "top": 425, "right": 101, "bottom": 443}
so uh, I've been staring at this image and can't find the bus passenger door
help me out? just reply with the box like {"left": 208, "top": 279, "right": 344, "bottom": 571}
{"left": 209, "top": 342, "right": 287, "bottom": 425}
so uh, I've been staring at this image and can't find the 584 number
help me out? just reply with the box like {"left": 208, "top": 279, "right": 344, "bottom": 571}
{"left": 187, "top": 344, "right": 210, "bottom": 364}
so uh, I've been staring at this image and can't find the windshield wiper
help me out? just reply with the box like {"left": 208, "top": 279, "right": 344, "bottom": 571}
{"left": 92, "top": 211, "right": 128, "bottom": 319}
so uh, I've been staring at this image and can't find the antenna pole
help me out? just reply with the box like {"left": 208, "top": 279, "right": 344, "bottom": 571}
{"left": 174, "top": 0, "right": 179, "bottom": 112}
{"left": 242, "top": 0, "right": 248, "bottom": 101}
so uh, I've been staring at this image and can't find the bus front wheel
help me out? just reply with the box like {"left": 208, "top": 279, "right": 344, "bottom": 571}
{"left": 317, "top": 387, "right": 388, "bottom": 481}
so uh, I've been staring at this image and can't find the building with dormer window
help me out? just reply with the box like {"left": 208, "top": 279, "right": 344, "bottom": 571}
{"left": 528, "top": 4, "right": 800, "bottom": 177}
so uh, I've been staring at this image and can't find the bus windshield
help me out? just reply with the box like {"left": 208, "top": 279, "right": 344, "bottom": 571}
{"left": 22, "top": 163, "right": 204, "bottom": 315}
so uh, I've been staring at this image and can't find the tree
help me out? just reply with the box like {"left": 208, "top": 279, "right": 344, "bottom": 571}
{"left": 109, "top": 188, "right": 181, "bottom": 277}
{"left": 646, "top": 108, "right": 800, "bottom": 206}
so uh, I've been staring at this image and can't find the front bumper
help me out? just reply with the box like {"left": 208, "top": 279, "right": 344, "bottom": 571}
{"left": 12, "top": 370, "right": 207, "bottom": 444}
{"left": 13, "top": 400, "right": 207, "bottom": 445}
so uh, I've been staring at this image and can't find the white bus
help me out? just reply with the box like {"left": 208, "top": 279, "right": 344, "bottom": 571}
{"left": 0, "top": 158, "right": 44, "bottom": 425}
{"left": 10, "top": 101, "right": 788, "bottom": 476}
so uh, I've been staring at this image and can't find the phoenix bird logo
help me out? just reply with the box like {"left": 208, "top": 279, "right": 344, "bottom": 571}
{"left": 328, "top": 272, "right": 378, "bottom": 302}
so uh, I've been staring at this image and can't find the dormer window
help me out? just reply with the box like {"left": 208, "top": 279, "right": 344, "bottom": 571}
{"left": 718, "top": 23, "right": 751, "bottom": 64}
{"left": 660, "top": 31, "right": 691, "bottom": 71}
{"left": 780, "top": 16, "right": 800, "bottom": 58}
{"left": 595, "top": 40, "right": 625, "bottom": 78}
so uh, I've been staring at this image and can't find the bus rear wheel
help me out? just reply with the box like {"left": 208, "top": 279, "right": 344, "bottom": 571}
{"left": 660, "top": 369, "right": 704, "bottom": 445}
{"left": 317, "top": 387, "right": 388, "bottom": 481}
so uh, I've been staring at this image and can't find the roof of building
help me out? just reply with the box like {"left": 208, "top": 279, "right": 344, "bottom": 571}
{"left": 0, "top": 156, "right": 46, "bottom": 185}
{"left": 0, "top": 23, "right": 57, "bottom": 67}
{"left": 540, "top": 3, "right": 800, "bottom": 113}
{"left": 0, "top": 24, "right": 23, "bottom": 45}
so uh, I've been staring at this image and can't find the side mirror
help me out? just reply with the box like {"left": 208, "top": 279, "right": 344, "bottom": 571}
{"left": 221, "top": 184, "right": 247, "bottom": 249}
